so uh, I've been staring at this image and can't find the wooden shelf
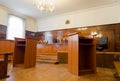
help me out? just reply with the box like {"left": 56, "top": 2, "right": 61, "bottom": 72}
{"left": 79, "top": 69, "right": 94, "bottom": 74}
{"left": 16, "top": 44, "right": 26, "bottom": 47}
{"left": 79, "top": 69, "right": 93, "bottom": 72}
{"left": 15, "top": 40, "right": 26, "bottom": 46}
{"left": 79, "top": 43, "right": 94, "bottom": 46}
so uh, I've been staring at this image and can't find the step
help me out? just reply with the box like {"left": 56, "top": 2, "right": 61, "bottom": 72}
{"left": 36, "top": 54, "right": 58, "bottom": 63}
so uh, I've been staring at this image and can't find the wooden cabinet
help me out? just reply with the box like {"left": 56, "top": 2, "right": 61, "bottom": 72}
{"left": 68, "top": 33, "right": 96, "bottom": 75}
{"left": 13, "top": 37, "right": 37, "bottom": 68}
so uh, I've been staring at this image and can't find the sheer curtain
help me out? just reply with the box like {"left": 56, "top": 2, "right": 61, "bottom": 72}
{"left": 7, "top": 15, "right": 25, "bottom": 40}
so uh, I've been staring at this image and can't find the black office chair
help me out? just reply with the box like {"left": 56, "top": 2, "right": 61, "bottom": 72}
{"left": 96, "top": 36, "right": 108, "bottom": 51}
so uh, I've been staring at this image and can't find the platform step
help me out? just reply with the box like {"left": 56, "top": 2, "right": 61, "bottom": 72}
{"left": 36, "top": 54, "right": 58, "bottom": 63}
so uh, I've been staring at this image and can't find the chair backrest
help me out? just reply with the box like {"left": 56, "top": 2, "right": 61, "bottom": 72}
{"left": 96, "top": 36, "right": 108, "bottom": 51}
{"left": 99, "top": 36, "right": 108, "bottom": 45}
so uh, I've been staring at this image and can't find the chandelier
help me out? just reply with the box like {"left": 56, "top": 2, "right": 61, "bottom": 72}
{"left": 35, "top": 0, "right": 55, "bottom": 12}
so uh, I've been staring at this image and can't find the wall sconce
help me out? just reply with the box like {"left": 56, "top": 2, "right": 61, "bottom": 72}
{"left": 96, "top": 33, "right": 102, "bottom": 38}
{"left": 65, "top": 19, "right": 70, "bottom": 24}
{"left": 91, "top": 31, "right": 98, "bottom": 38}
{"left": 91, "top": 31, "right": 97, "bottom": 36}
{"left": 91, "top": 31, "right": 102, "bottom": 38}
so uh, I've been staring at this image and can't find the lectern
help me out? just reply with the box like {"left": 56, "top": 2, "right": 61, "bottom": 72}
{"left": 13, "top": 37, "right": 38, "bottom": 68}
{"left": 68, "top": 33, "right": 96, "bottom": 75}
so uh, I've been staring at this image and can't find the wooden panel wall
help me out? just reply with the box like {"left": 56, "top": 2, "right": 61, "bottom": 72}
{"left": 37, "top": 44, "right": 57, "bottom": 55}
{"left": 55, "top": 44, "right": 68, "bottom": 52}
{"left": 0, "top": 25, "right": 7, "bottom": 39}
{"left": 0, "top": 23, "right": 120, "bottom": 52}
{"left": 36, "top": 23, "right": 120, "bottom": 52}
{"left": 114, "top": 24, "right": 120, "bottom": 51}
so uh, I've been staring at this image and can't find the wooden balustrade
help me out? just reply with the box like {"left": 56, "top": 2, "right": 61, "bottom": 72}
{"left": 0, "top": 40, "right": 14, "bottom": 60}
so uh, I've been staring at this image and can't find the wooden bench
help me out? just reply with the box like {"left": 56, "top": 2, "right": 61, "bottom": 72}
{"left": 36, "top": 54, "right": 58, "bottom": 63}
{"left": 0, "top": 52, "right": 12, "bottom": 79}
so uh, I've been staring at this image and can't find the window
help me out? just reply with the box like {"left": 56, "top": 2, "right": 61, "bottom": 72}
{"left": 44, "top": 31, "right": 53, "bottom": 44}
{"left": 7, "top": 15, "right": 25, "bottom": 40}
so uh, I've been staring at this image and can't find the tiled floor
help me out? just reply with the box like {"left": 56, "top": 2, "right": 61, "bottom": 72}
{"left": 0, "top": 62, "right": 119, "bottom": 81}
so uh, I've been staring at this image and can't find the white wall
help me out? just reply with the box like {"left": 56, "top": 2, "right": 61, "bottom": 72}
{"left": 38, "top": 3, "right": 120, "bottom": 32}
{"left": 0, "top": 6, "right": 8, "bottom": 25}
{"left": 0, "top": 5, "right": 37, "bottom": 32}
{"left": 25, "top": 17, "right": 37, "bottom": 32}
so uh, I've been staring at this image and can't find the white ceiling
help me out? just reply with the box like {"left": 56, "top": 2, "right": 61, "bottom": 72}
{"left": 0, "top": 0, "right": 119, "bottom": 18}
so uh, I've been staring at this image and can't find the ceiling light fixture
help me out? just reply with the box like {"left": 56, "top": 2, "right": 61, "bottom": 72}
{"left": 35, "top": 0, "right": 55, "bottom": 13}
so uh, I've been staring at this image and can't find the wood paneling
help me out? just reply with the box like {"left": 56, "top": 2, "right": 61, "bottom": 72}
{"left": 96, "top": 52, "right": 120, "bottom": 68}
{"left": 36, "top": 23, "right": 120, "bottom": 52}
{"left": 0, "top": 25, "right": 7, "bottom": 39}
{"left": 96, "top": 54, "right": 114, "bottom": 68}
{"left": 0, "top": 40, "right": 14, "bottom": 60}
{"left": 57, "top": 52, "right": 68, "bottom": 64}
{"left": 37, "top": 44, "right": 57, "bottom": 55}
{"left": 55, "top": 44, "right": 68, "bottom": 52}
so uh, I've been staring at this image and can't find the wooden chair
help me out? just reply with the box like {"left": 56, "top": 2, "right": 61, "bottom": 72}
{"left": 96, "top": 36, "right": 108, "bottom": 51}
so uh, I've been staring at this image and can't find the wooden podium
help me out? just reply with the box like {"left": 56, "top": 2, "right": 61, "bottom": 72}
{"left": 0, "top": 52, "right": 12, "bottom": 79}
{"left": 68, "top": 33, "right": 96, "bottom": 75}
{"left": 13, "top": 37, "right": 38, "bottom": 68}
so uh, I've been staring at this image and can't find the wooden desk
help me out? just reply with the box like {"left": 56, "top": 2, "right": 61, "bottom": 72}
{"left": 0, "top": 52, "right": 12, "bottom": 79}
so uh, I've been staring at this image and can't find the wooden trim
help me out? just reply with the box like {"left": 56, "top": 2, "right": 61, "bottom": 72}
{"left": 0, "top": 40, "right": 14, "bottom": 42}
{"left": 96, "top": 52, "right": 120, "bottom": 55}
{"left": 0, "top": 52, "right": 12, "bottom": 55}
{"left": 68, "top": 32, "right": 79, "bottom": 36}
{"left": 57, "top": 51, "right": 68, "bottom": 53}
